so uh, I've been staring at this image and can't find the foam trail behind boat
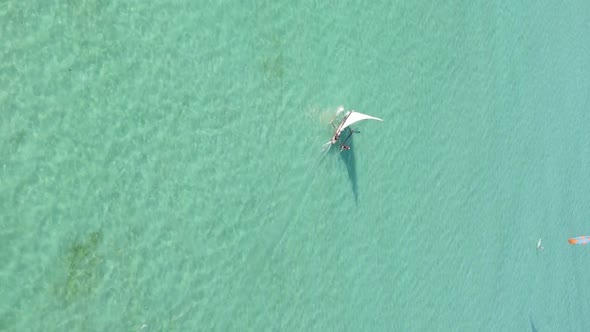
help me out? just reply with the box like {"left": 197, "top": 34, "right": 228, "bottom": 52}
{"left": 312, "top": 141, "right": 333, "bottom": 170}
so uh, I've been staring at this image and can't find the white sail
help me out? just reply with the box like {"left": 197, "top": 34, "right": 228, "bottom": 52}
{"left": 337, "top": 111, "right": 383, "bottom": 135}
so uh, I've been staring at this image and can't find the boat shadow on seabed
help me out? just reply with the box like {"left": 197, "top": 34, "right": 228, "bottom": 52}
{"left": 337, "top": 135, "right": 358, "bottom": 204}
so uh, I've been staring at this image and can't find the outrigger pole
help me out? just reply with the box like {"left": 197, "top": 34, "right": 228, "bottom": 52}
{"left": 341, "top": 127, "right": 360, "bottom": 145}
{"left": 339, "top": 127, "right": 360, "bottom": 151}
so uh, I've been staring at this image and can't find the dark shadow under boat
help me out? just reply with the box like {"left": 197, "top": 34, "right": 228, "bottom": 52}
{"left": 529, "top": 316, "right": 538, "bottom": 332}
{"left": 337, "top": 135, "right": 358, "bottom": 204}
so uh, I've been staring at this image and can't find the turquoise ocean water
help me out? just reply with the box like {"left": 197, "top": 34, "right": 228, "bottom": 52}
{"left": 2, "top": 1, "right": 590, "bottom": 331}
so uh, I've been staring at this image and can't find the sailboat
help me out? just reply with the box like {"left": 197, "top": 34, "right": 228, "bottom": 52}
{"left": 329, "top": 106, "right": 383, "bottom": 150}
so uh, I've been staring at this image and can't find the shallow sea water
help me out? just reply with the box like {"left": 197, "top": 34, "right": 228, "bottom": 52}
{"left": 1, "top": 1, "right": 590, "bottom": 331}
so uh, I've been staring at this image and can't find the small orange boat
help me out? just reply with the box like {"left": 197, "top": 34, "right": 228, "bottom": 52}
{"left": 568, "top": 236, "right": 590, "bottom": 245}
